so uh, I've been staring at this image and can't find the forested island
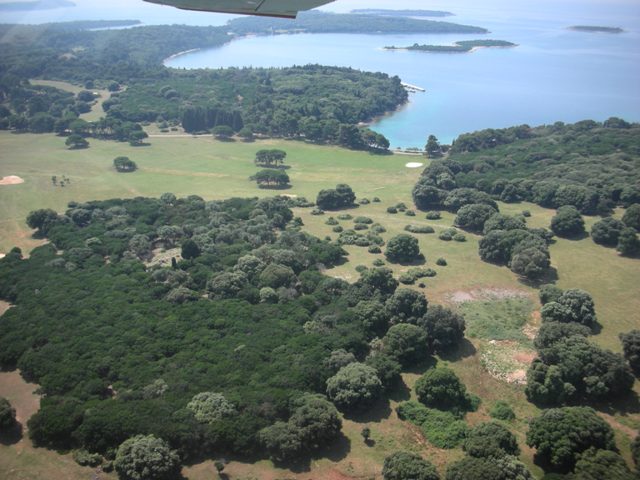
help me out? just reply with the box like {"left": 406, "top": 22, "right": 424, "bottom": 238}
{"left": 385, "top": 40, "right": 517, "bottom": 53}
{"left": 351, "top": 9, "right": 455, "bottom": 18}
{"left": 226, "top": 11, "right": 487, "bottom": 35}
{"left": 569, "top": 25, "right": 624, "bottom": 33}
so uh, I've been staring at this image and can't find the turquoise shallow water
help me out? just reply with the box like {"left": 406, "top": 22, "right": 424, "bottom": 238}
{"left": 165, "top": 7, "right": 640, "bottom": 147}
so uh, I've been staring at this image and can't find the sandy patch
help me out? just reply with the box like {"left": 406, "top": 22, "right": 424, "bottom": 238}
{"left": 481, "top": 340, "right": 537, "bottom": 385}
{"left": 281, "top": 194, "right": 298, "bottom": 198}
{"left": 405, "top": 162, "right": 424, "bottom": 168}
{"left": 0, "top": 253, "right": 5, "bottom": 260}
{"left": 0, "top": 175, "right": 24, "bottom": 185}
{"left": 447, "top": 288, "right": 530, "bottom": 304}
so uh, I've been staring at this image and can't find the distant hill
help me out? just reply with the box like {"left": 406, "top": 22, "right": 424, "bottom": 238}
{"left": 227, "top": 11, "right": 487, "bottom": 35}
{"left": 351, "top": 9, "right": 454, "bottom": 18}
{"left": 0, "top": 0, "right": 75, "bottom": 11}
{"left": 569, "top": 25, "right": 624, "bottom": 33}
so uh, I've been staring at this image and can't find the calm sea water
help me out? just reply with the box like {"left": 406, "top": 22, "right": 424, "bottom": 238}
{"left": 163, "top": 3, "right": 640, "bottom": 147}
{"left": 3, "top": 0, "right": 639, "bottom": 147}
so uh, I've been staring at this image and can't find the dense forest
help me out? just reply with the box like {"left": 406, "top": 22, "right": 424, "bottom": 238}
{"left": 0, "top": 16, "right": 419, "bottom": 148}
{"left": 415, "top": 120, "right": 640, "bottom": 215}
{"left": 0, "top": 194, "right": 475, "bottom": 469}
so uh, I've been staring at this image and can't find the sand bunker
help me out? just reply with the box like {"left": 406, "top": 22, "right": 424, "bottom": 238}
{"left": 0, "top": 175, "right": 24, "bottom": 185}
{"left": 405, "top": 162, "right": 424, "bottom": 168}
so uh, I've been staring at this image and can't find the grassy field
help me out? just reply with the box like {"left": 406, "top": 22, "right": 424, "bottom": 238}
{"left": 30, "top": 79, "right": 113, "bottom": 123}
{"left": 0, "top": 131, "right": 638, "bottom": 479}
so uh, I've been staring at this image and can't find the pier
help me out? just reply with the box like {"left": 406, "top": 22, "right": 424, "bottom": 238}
{"left": 401, "top": 82, "right": 426, "bottom": 92}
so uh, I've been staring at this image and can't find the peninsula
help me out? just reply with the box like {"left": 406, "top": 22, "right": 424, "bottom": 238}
{"left": 385, "top": 40, "right": 517, "bottom": 53}
{"left": 351, "top": 9, "right": 455, "bottom": 18}
{"left": 569, "top": 25, "right": 624, "bottom": 33}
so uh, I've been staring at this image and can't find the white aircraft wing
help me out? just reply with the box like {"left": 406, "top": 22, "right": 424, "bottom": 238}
{"left": 143, "top": 0, "right": 335, "bottom": 18}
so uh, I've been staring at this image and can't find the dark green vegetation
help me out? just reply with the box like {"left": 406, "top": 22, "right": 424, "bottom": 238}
{"left": 113, "top": 157, "right": 137, "bottom": 173}
{"left": 116, "top": 65, "right": 406, "bottom": 147}
{"left": 0, "top": 396, "right": 16, "bottom": 430}
{"left": 0, "top": 21, "right": 406, "bottom": 151}
{"left": 0, "top": 195, "right": 472, "bottom": 471}
{"left": 382, "top": 451, "right": 440, "bottom": 480}
{"left": 445, "top": 456, "right": 534, "bottom": 480}
{"left": 114, "top": 434, "right": 181, "bottom": 480}
{"left": 526, "top": 407, "right": 615, "bottom": 472}
{"left": 385, "top": 234, "right": 422, "bottom": 264}
{"left": 415, "top": 120, "right": 640, "bottom": 214}
{"left": 412, "top": 120, "right": 640, "bottom": 281}
{"left": 569, "top": 26, "right": 624, "bottom": 33}
{"left": 226, "top": 11, "right": 487, "bottom": 35}
{"left": 316, "top": 184, "right": 356, "bottom": 210}
{"left": 526, "top": 286, "right": 634, "bottom": 405}
{"left": 385, "top": 40, "right": 516, "bottom": 53}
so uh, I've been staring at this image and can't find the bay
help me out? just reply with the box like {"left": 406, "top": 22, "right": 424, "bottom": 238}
{"left": 166, "top": 6, "right": 640, "bottom": 147}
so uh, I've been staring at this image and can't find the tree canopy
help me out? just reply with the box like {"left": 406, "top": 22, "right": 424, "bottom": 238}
{"left": 114, "top": 434, "right": 181, "bottom": 480}
{"left": 526, "top": 407, "right": 616, "bottom": 472}
{"left": 382, "top": 451, "right": 440, "bottom": 480}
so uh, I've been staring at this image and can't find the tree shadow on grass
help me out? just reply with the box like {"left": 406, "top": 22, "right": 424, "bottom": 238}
{"left": 404, "top": 356, "right": 437, "bottom": 376}
{"left": 0, "top": 421, "right": 22, "bottom": 446}
{"left": 343, "top": 397, "right": 392, "bottom": 424}
{"left": 592, "top": 390, "right": 640, "bottom": 416}
{"left": 388, "top": 379, "right": 411, "bottom": 403}
{"left": 278, "top": 432, "right": 352, "bottom": 473}
{"left": 438, "top": 338, "right": 477, "bottom": 362}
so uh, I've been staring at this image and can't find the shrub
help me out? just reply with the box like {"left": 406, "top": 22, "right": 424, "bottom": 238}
{"left": 550, "top": 206, "right": 585, "bottom": 237}
{"left": 325, "top": 217, "right": 339, "bottom": 226}
{"left": 526, "top": 407, "right": 616, "bottom": 472}
{"left": 405, "top": 210, "right": 416, "bottom": 217}
{"left": 354, "top": 223, "right": 369, "bottom": 231}
{"left": 405, "top": 225, "right": 435, "bottom": 234}
{"left": 354, "top": 216, "right": 373, "bottom": 224}
{"left": 114, "top": 435, "right": 181, "bottom": 480}
{"left": 372, "top": 259, "right": 385, "bottom": 267}
{"left": 415, "top": 367, "right": 475, "bottom": 413}
{"left": 426, "top": 211, "right": 442, "bottom": 220}
{"left": 326, "top": 363, "right": 382, "bottom": 411}
{"left": 463, "top": 422, "right": 519, "bottom": 458}
{"left": 337, "top": 214, "right": 353, "bottom": 220}
{"left": 436, "top": 258, "right": 447, "bottom": 266}
{"left": 387, "top": 206, "right": 398, "bottom": 214}
{"left": 372, "top": 197, "right": 381, "bottom": 203}
{"left": 453, "top": 233, "right": 466, "bottom": 242}
{"left": 382, "top": 451, "right": 440, "bottom": 480}
{"left": 489, "top": 401, "right": 515, "bottom": 421}
{"left": 332, "top": 225, "right": 343, "bottom": 233}
{"left": 0, "top": 396, "right": 17, "bottom": 430}
{"left": 396, "top": 401, "right": 468, "bottom": 449}
{"left": 385, "top": 234, "right": 422, "bottom": 263}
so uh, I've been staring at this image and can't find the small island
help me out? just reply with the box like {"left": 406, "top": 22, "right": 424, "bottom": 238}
{"left": 568, "top": 25, "right": 624, "bottom": 33}
{"left": 385, "top": 40, "right": 517, "bottom": 53}
{"left": 351, "top": 9, "right": 454, "bottom": 18}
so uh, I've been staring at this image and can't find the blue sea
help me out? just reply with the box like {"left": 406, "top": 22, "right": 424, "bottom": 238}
{"left": 3, "top": 0, "right": 640, "bottom": 148}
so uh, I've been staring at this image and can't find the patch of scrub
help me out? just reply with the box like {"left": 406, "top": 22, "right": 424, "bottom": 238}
{"left": 405, "top": 162, "right": 424, "bottom": 168}
{"left": 458, "top": 297, "right": 534, "bottom": 343}
{"left": 0, "top": 175, "right": 24, "bottom": 185}
{"left": 447, "top": 288, "right": 529, "bottom": 305}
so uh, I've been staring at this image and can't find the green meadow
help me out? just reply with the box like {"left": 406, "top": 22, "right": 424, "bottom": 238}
{"left": 0, "top": 131, "right": 638, "bottom": 479}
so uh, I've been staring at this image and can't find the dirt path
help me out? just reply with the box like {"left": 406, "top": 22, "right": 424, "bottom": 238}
{"left": 598, "top": 412, "right": 639, "bottom": 439}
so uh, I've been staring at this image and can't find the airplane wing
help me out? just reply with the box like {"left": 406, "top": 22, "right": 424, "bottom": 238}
{"left": 143, "top": 0, "right": 335, "bottom": 18}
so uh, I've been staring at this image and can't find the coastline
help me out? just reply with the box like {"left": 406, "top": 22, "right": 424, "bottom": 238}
{"left": 163, "top": 48, "right": 202, "bottom": 64}
{"left": 385, "top": 44, "right": 516, "bottom": 54}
